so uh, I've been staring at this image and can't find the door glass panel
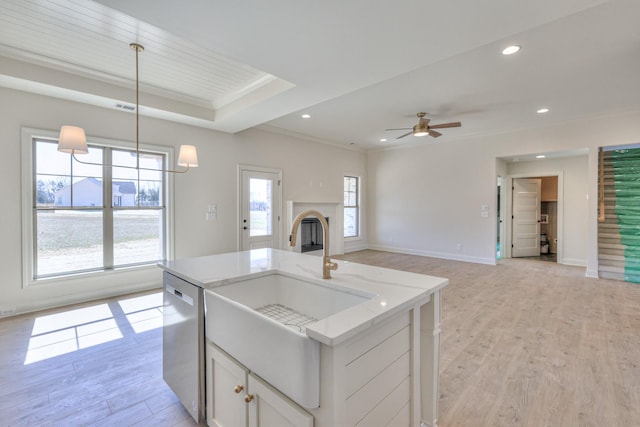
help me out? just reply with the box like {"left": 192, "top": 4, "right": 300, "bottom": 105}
{"left": 249, "top": 178, "right": 272, "bottom": 237}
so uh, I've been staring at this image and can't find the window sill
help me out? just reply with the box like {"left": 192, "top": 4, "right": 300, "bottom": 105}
{"left": 26, "top": 263, "right": 161, "bottom": 288}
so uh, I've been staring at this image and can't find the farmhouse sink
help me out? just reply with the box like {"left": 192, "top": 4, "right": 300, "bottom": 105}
{"left": 204, "top": 271, "right": 373, "bottom": 408}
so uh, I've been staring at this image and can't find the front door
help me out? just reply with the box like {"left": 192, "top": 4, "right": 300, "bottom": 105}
{"left": 512, "top": 178, "right": 541, "bottom": 257}
{"left": 240, "top": 168, "right": 281, "bottom": 250}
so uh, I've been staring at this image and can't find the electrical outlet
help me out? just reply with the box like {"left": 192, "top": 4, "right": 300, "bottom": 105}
{"left": 456, "top": 243, "right": 462, "bottom": 251}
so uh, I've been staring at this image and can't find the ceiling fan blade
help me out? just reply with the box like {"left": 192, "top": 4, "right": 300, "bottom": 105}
{"left": 428, "top": 130, "right": 442, "bottom": 138}
{"left": 429, "top": 121, "right": 461, "bottom": 129}
{"left": 385, "top": 127, "right": 412, "bottom": 131}
{"left": 396, "top": 131, "right": 413, "bottom": 139}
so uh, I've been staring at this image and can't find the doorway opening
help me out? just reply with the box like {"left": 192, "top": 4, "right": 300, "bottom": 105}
{"left": 510, "top": 175, "right": 559, "bottom": 262}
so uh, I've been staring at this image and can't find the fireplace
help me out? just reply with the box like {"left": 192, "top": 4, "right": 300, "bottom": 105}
{"left": 300, "top": 217, "right": 328, "bottom": 253}
{"left": 286, "top": 201, "right": 343, "bottom": 256}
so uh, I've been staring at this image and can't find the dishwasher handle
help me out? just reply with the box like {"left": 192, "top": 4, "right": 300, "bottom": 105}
{"left": 165, "top": 284, "right": 194, "bottom": 306}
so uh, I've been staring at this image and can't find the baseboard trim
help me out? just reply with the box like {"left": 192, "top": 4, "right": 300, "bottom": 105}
{"left": 561, "top": 258, "right": 587, "bottom": 267}
{"left": 367, "top": 244, "right": 496, "bottom": 265}
{"left": 585, "top": 268, "right": 599, "bottom": 278}
{"left": 344, "top": 241, "right": 369, "bottom": 253}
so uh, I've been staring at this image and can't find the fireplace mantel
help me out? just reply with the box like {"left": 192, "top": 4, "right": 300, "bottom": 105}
{"left": 286, "top": 201, "right": 344, "bottom": 256}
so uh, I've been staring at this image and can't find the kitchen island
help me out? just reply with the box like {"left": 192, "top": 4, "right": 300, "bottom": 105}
{"left": 160, "top": 248, "right": 448, "bottom": 427}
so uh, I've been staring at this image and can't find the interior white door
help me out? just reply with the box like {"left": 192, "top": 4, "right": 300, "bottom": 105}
{"left": 512, "top": 178, "right": 541, "bottom": 257}
{"left": 240, "top": 169, "right": 281, "bottom": 251}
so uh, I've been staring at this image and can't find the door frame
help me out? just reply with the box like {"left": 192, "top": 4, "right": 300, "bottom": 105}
{"left": 497, "top": 175, "right": 506, "bottom": 260}
{"left": 237, "top": 164, "right": 283, "bottom": 251}
{"left": 504, "top": 171, "right": 564, "bottom": 263}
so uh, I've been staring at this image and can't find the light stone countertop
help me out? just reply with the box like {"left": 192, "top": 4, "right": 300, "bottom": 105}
{"left": 159, "top": 248, "right": 448, "bottom": 345}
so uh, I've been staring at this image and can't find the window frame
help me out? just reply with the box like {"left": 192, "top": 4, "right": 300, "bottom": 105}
{"left": 343, "top": 175, "right": 360, "bottom": 238}
{"left": 21, "top": 127, "right": 176, "bottom": 287}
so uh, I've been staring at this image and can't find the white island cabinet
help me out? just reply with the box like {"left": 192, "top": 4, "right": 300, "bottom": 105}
{"left": 160, "top": 248, "right": 447, "bottom": 427}
{"left": 207, "top": 343, "right": 314, "bottom": 427}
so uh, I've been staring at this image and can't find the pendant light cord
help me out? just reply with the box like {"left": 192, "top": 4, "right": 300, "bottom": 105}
{"left": 62, "top": 42, "right": 194, "bottom": 173}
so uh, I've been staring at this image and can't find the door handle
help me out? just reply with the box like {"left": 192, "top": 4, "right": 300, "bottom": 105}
{"left": 243, "top": 226, "right": 247, "bottom": 230}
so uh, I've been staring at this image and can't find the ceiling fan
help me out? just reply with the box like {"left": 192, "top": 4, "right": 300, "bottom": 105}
{"left": 386, "top": 112, "right": 461, "bottom": 139}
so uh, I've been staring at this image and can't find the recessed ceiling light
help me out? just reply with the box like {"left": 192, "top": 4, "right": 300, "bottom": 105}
{"left": 537, "top": 108, "right": 549, "bottom": 114}
{"left": 536, "top": 155, "right": 546, "bottom": 159}
{"left": 301, "top": 114, "right": 311, "bottom": 119}
{"left": 502, "top": 45, "right": 521, "bottom": 55}
{"left": 379, "top": 138, "right": 387, "bottom": 142}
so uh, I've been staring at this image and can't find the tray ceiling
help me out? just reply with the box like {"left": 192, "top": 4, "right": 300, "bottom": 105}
{"left": 1, "top": 0, "right": 639, "bottom": 149}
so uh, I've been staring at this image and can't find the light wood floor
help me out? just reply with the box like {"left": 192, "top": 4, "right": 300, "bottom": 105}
{"left": 336, "top": 251, "right": 640, "bottom": 427}
{"left": 0, "top": 290, "right": 198, "bottom": 426}
{"left": 1, "top": 250, "right": 639, "bottom": 426}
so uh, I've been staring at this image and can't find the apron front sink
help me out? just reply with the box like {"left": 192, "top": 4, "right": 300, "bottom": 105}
{"left": 204, "top": 271, "right": 373, "bottom": 408}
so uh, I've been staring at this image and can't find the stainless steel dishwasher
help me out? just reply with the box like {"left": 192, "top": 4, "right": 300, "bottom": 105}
{"left": 162, "top": 271, "right": 204, "bottom": 423}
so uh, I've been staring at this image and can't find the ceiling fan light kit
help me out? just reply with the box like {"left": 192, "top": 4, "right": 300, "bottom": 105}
{"left": 413, "top": 126, "right": 428, "bottom": 137}
{"left": 385, "top": 112, "right": 461, "bottom": 140}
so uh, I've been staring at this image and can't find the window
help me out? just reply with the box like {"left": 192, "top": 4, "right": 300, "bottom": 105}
{"left": 24, "top": 131, "right": 170, "bottom": 281}
{"left": 344, "top": 176, "right": 359, "bottom": 238}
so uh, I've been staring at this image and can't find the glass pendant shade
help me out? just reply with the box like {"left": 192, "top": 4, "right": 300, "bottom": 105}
{"left": 58, "top": 126, "right": 89, "bottom": 154}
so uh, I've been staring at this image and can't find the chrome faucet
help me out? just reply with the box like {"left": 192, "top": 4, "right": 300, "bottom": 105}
{"left": 289, "top": 209, "right": 338, "bottom": 279}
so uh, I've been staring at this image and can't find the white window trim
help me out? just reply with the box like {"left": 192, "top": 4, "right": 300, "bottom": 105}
{"left": 344, "top": 175, "right": 361, "bottom": 240}
{"left": 21, "top": 127, "right": 176, "bottom": 288}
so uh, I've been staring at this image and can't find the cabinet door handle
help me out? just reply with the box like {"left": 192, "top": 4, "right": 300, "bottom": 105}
{"left": 234, "top": 385, "right": 244, "bottom": 394}
{"left": 244, "top": 393, "right": 254, "bottom": 403}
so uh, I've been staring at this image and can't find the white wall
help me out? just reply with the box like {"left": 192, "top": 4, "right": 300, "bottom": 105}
{"left": 0, "top": 87, "right": 366, "bottom": 315}
{"left": 367, "top": 110, "right": 640, "bottom": 274}
{"left": 368, "top": 138, "right": 497, "bottom": 263}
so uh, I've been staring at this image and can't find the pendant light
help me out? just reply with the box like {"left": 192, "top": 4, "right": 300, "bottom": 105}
{"left": 57, "top": 43, "right": 198, "bottom": 173}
